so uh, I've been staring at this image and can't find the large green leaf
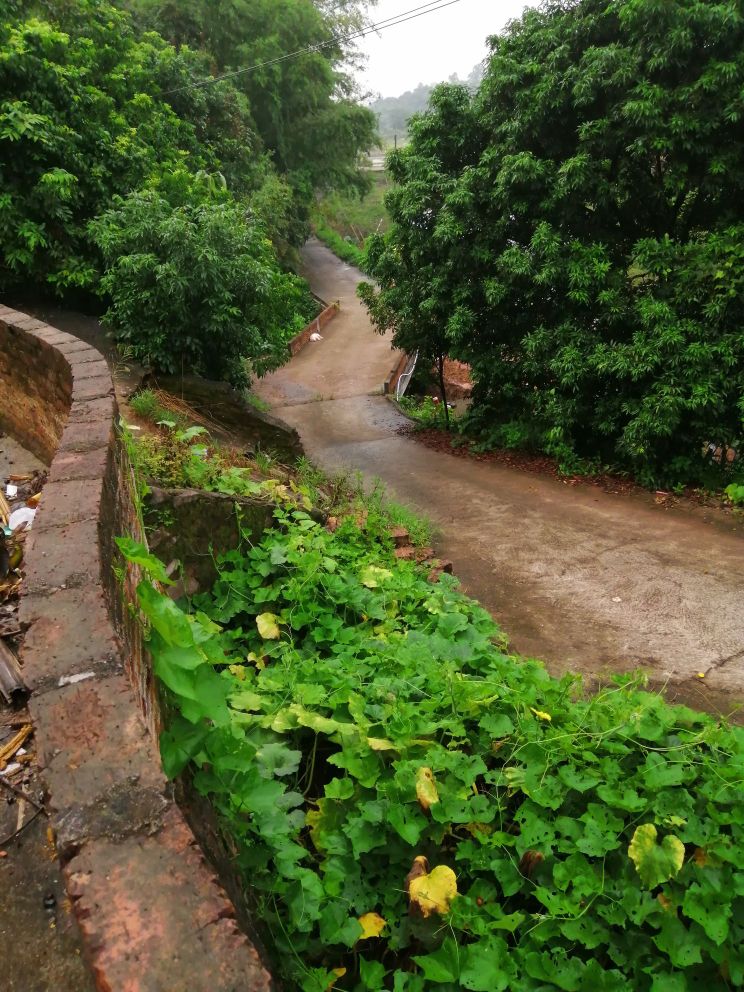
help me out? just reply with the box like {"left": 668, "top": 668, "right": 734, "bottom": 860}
{"left": 628, "top": 824, "right": 685, "bottom": 889}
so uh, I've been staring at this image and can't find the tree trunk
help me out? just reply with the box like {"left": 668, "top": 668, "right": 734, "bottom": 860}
{"left": 437, "top": 354, "right": 450, "bottom": 430}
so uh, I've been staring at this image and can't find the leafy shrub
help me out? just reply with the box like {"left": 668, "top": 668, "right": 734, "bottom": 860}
{"left": 92, "top": 190, "right": 315, "bottom": 386}
{"left": 399, "top": 394, "right": 456, "bottom": 431}
{"left": 0, "top": 0, "right": 275, "bottom": 295}
{"left": 124, "top": 511, "right": 744, "bottom": 992}
{"left": 724, "top": 482, "right": 744, "bottom": 506}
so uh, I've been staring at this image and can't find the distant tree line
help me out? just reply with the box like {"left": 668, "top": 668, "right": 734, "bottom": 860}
{"left": 370, "top": 63, "right": 483, "bottom": 145}
{"left": 361, "top": 0, "right": 744, "bottom": 486}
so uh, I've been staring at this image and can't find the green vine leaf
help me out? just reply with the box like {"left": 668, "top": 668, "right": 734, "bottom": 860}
{"left": 628, "top": 824, "right": 685, "bottom": 889}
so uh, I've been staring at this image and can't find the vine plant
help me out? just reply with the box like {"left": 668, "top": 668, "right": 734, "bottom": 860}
{"left": 121, "top": 508, "right": 744, "bottom": 992}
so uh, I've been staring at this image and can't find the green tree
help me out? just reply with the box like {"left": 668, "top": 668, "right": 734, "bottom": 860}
{"left": 122, "top": 0, "right": 378, "bottom": 205}
{"left": 0, "top": 0, "right": 273, "bottom": 293}
{"left": 361, "top": 0, "right": 744, "bottom": 485}
{"left": 91, "top": 188, "right": 314, "bottom": 386}
{"left": 359, "top": 83, "right": 484, "bottom": 429}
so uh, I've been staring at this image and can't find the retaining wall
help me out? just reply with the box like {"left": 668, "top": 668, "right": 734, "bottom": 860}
{"left": 0, "top": 307, "right": 272, "bottom": 992}
{"left": 288, "top": 299, "right": 340, "bottom": 356}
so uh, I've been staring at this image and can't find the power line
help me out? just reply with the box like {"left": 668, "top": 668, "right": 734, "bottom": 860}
{"left": 163, "top": 0, "right": 469, "bottom": 96}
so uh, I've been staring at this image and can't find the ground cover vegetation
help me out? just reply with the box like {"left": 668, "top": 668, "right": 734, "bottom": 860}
{"left": 314, "top": 171, "right": 390, "bottom": 272}
{"left": 360, "top": 0, "right": 744, "bottom": 488}
{"left": 121, "top": 439, "right": 744, "bottom": 991}
{"left": 125, "top": 397, "right": 435, "bottom": 546}
{"left": 0, "top": 0, "right": 377, "bottom": 384}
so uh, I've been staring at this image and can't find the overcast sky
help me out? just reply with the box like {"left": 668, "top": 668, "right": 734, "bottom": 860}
{"left": 355, "top": 0, "right": 537, "bottom": 98}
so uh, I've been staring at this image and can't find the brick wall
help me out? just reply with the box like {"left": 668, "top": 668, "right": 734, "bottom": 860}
{"left": 0, "top": 307, "right": 273, "bottom": 992}
{"left": 0, "top": 313, "right": 73, "bottom": 462}
{"left": 288, "top": 299, "right": 340, "bottom": 356}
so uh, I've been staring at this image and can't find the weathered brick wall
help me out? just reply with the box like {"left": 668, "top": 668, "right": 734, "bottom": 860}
{"left": 288, "top": 299, "right": 340, "bottom": 356}
{"left": 0, "top": 307, "right": 273, "bottom": 992}
{"left": 0, "top": 313, "right": 73, "bottom": 462}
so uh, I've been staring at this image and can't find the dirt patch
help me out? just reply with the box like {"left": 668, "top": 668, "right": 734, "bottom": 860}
{"left": 401, "top": 423, "right": 741, "bottom": 518}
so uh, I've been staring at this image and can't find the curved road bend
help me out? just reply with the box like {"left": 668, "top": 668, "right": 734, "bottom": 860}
{"left": 257, "top": 238, "right": 744, "bottom": 713}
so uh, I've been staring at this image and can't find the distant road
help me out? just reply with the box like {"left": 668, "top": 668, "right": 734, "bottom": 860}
{"left": 256, "top": 238, "right": 744, "bottom": 716}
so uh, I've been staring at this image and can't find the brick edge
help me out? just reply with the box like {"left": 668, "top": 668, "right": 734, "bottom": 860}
{"left": 0, "top": 307, "right": 273, "bottom": 992}
{"left": 288, "top": 300, "right": 340, "bottom": 357}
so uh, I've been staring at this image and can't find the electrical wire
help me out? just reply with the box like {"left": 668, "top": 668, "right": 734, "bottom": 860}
{"left": 162, "top": 0, "right": 470, "bottom": 96}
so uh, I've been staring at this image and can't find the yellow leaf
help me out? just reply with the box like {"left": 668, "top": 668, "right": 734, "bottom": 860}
{"left": 325, "top": 967, "right": 346, "bottom": 990}
{"left": 415, "top": 766, "right": 440, "bottom": 812}
{"left": 357, "top": 912, "right": 387, "bottom": 939}
{"left": 530, "top": 707, "right": 552, "bottom": 722}
{"left": 366, "top": 736, "right": 396, "bottom": 751}
{"left": 628, "top": 823, "right": 685, "bottom": 888}
{"left": 360, "top": 565, "right": 393, "bottom": 588}
{"left": 256, "top": 613, "right": 281, "bottom": 640}
{"left": 408, "top": 862, "right": 458, "bottom": 917}
{"left": 228, "top": 664, "right": 246, "bottom": 681}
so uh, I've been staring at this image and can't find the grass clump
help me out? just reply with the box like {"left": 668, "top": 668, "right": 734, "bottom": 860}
{"left": 314, "top": 223, "right": 367, "bottom": 272}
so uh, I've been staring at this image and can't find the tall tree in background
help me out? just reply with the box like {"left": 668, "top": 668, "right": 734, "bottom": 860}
{"left": 0, "top": 0, "right": 317, "bottom": 379}
{"left": 122, "top": 0, "right": 378, "bottom": 207}
{"left": 362, "top": 0, "right": 744, "bottom": 486}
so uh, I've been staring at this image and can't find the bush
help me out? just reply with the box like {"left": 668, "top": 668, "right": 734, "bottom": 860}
{"left": 91, "top": 190, "right": 315, "bottom": 386}
{"left": 126, "top": 509, "right": 744, "bottom": 992}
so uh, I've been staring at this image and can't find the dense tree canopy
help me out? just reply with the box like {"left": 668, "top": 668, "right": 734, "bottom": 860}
{"left": 122, "top": 0, "right": 378, "bottom": 200}
{"left": 0, "top": 0, "right": 377, "bottom": 381}
{"left": 362, "top": 0, "right": 744, "bottom": 485}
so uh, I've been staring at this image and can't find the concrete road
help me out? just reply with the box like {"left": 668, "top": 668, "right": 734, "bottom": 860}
{"left": 257, "top": 239, "right": 744, "bottom": 714}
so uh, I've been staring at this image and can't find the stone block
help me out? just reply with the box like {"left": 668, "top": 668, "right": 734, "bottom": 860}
{"left": 20, "top": 586, "right": 120, "bottom": 691}
{"left": 32, "top": 478, "right": 103, "bottom": 530}
{"left": 30, "top": 674, "right": 163, "bottom": 815}
{"left": 65, "top": 807, "right": 273, "bottom": 992}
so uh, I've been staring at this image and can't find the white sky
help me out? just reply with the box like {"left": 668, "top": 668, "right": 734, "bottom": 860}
{"left": 355, "top": 0, "right": 538, "bottom": 97}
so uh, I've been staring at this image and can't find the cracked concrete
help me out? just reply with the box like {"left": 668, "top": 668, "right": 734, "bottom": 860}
{"left": 257, "top": 238, "right": 744, "bottom": 717}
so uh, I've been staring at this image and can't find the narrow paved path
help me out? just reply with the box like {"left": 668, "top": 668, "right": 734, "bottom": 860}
{"left": 257, "top": 239, "right": 744, "bottom": 713}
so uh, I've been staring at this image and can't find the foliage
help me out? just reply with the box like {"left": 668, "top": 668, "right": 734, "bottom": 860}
{"left": 360, "top": 0, "right": 744, "bottom": 487}
{"left": 129, "top": 388, "right": 170, "bottom": 424}
{"left": 1, "top": 0, "right": 377, "bottom": 384}
{"left": 399, "top": 394, "right": 456, "bottom": 431}
{"left": 370, "top": 64, "right": 484, "bottom": 146}
{"left": 724, "top": 482, "right": 744, "bottom": 506}
{"left": 91, "top": 190, "right": 314, "bottom": 385}
{"left": 0, "top": 0, "right": 275, "bottom": 294}
{"left": 125, "top": 509, "right": 744, "bottom": 992}
{"left": 317, "top": 171, "right": 392, "bottom": 243}
{"left": 121, "top": 0, "right": 379, "bottom": 206}
{"left": 314, "top": 223, "right": 367, "bottom": 272}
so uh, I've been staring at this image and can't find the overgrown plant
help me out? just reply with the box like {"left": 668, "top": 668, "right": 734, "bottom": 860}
{"left": 123, "top": 511, "right": 744, "bottom": 992}
{"left": 91, "top": 191, "right": 315, "bottom": 386}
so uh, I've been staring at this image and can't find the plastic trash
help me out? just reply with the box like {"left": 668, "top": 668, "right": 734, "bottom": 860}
{"left": 5, "top": 484, "right": 17, "bottom": 499}
{"left": 8, "top": 507, "right": 35, "bottom": 532}
{"left": 309, "top": 332, "right": 323, "bottom": 342}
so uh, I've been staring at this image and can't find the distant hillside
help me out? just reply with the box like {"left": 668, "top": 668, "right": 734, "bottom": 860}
{"left": 370, "top": 63, "right": 484, "bottom": 145}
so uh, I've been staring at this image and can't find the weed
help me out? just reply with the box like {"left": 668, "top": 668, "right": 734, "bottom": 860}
{"left": 129, "top": 388, "right": 163, "bottom": 422}
{"left": 399, "top": 394, "right": 458, "bottom": 431}
{"left": 724, "top": 482, "right": 744, "bottom": 506}
{"left": 245, "top": 391, "right": 270, "bottom": 414}
{"left": 123, "top": 510, "right": 744, "bottom": 992}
